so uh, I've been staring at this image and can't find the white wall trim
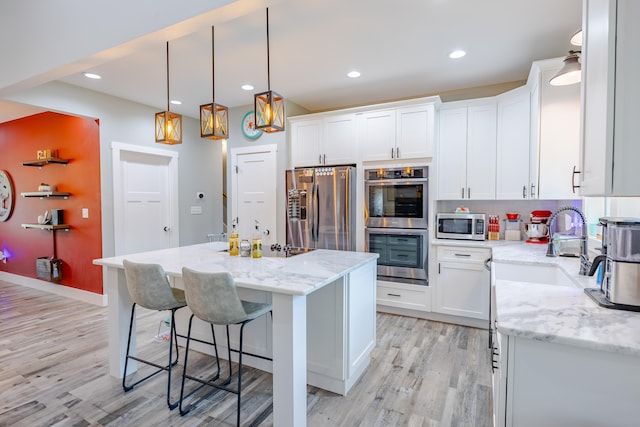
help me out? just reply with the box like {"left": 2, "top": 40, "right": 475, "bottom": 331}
{"left": 0, "top": 272, "right": 108, "bottom": 306}
{"left": 111, "top": 141, "right": 180, "bottom": 255}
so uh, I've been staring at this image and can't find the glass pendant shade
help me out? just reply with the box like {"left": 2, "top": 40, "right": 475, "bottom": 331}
{"left": 155, "top": 111, "right": 182, "bottom": 144}
{"left": 156, "top": 41, "right": 182, "bottom": 144}
{"left": 254, "top": 90, "right": 284, "bottom": 133}
{"left": 200, "top": 102, "right": 229, "bottom": 139}
{"left": 254, "top": 8, "right": 285, "bottom": 133}
{"left": 550, "top": 51, "right": 581, "bottom": 86}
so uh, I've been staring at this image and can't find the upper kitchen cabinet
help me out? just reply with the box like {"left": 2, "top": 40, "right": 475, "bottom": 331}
{"left": 528, "top": 58, "right": 581, "bottom": 199}
{"left": 580, "top": 0, "right": 640, "bottom": 195}
{"left": 289, "top": 113, "right": 357, "bottom": 167}
{"left": 437, "top": 99, "right": 497, "bottom": 200}
{"left": 496, "top": 86, "right": 531, "bottom": 199}
{"left": 358, "top": 102, "right": 437, "bottom": 162}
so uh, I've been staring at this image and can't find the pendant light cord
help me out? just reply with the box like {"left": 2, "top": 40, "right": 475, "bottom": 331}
{"left": 266, "top": 8, "right": 271, "bottom": 91}
{"left": 211, "top": 26, "right": 216, "bottom": 102}
{"left": 166, "top": 41, "right": 170, "bottom": 112}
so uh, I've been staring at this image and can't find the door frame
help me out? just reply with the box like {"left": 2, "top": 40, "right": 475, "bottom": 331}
{"left": 230, "top": 143, "right": 278, "bottom": 236}
{"left": 111, "top": 141, "right": 180, "bottom": 255}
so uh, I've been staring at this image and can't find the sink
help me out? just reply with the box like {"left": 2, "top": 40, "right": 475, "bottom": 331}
{"left": 493, "top": 262, "right": 578, "bottom": 287}
{"left": 271, "top": 247, "right": 316, "bottom": 258}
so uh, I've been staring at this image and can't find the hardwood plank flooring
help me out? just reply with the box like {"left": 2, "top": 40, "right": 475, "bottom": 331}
{"left": 0, "top": 281, "right": 492, "bottom": 426}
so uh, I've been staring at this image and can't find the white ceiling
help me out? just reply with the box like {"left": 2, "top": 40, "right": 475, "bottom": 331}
{"left": 3, "top": 0, "right": 582, "bottom": 121}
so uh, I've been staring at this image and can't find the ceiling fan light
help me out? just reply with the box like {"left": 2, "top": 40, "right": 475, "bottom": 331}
{"left": 570, "top": 29, "right": 582, "bottom": 46}
{"left": 549, "top": 51, "right": 581, "bottom": 86}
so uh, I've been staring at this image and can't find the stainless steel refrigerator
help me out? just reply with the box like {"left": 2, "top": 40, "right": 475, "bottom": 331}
{"left": 286, "top": 165, "right": 356, "bottom": 251}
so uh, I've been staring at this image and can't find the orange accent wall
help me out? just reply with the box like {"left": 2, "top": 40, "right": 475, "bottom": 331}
{"left": 0, "top": 112, "right": 103, "bottom": 294}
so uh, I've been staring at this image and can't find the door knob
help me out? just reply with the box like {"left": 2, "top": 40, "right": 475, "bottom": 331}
{"left": 164, "top": 226, "right": 171, "bottom": 232}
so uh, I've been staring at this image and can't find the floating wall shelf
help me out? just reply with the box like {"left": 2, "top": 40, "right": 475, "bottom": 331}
{"left": 21, "top": 191, "right": 70, "bottom": 199}
{"left": 21, "top": 157, "right": 69, "bottom": 168}
{"left": 21, "top": 224, "right": 71, "bottom": 231}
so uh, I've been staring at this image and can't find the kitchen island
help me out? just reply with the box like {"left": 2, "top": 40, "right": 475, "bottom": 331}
{"left": 93, "top": 242, "right": 378, "bottom": 427}
{"left": 491, "top": 243, "right": 640, "bottom": 427}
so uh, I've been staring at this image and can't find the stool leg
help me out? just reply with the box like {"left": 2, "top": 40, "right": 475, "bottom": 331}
{"left": 122, "top": 303, "right": 137, "bottom": 391}
{"left": 224, "top": 325, "right": 233, "bottom": 385}
{"left": 179, "top": 314, "right": 195, "bottom": 415}
{"left": 166, "top": 308, "right": 180, "bottom": 409}
{"left": 236, "top": 322, "right": 247, "bottom": 427}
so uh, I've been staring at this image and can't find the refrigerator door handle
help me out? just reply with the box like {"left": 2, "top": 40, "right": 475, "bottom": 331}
{"left": 310, "top": 181, "right": 315, "bottom": 242}
{"left": 314, "top": 181, "right": 320, "bottom": 242}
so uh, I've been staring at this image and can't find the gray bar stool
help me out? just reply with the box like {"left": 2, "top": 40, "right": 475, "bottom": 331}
{"left": 122, "top": 259, "right": 187, "bottom": 410}
{"left": 179, "top": 267, "right": 272, "bottom": 426}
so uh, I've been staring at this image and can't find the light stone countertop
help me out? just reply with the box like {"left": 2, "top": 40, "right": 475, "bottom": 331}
{"left": 93, "top": 242, "right": 378, "bottom": 296}
{"left": 489, "top": 241, "right": 640, "bottom": 357}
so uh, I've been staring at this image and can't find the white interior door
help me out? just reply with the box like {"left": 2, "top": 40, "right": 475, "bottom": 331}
{"left": 231, "top": 145, "right": 277, "bottom": 249}
{"left": 112, "top": 142, "right": 179, "bottom": 255}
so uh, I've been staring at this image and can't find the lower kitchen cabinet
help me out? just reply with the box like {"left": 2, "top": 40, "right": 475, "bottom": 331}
{"left": 494, "top": 331, "right": 640, "bottom": 427}
{"left": 434, "top": 246, "right": 490, "bottom": 320}
{"left": 376, "top": 280, "right": 430, "bottom": 311}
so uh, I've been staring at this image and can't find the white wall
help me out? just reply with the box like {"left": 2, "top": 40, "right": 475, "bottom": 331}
{"left": 0, "top": 0, "right": 234, "bottom": 96}
{"left": 5, "top": 81, "right": 224, "bottom": 257}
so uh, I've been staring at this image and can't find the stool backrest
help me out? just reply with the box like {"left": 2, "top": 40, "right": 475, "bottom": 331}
{"left": 123, "top": 259, "right": 179, "bottom": 311}
{"left": 182, "top": 268, "right": 248, "bottom": 325}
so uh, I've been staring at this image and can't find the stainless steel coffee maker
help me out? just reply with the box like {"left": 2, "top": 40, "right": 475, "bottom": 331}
{"left": 587, "top": 217, "right": 640, "bottom": 310}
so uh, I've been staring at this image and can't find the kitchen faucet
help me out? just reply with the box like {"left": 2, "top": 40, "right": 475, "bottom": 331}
{"left": 546, "top": 206, "right": 591, "bottom": 275}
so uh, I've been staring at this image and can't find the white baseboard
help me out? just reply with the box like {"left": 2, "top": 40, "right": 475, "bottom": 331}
{"left": 0, "top": 272, "right": 107, "bottom": 306}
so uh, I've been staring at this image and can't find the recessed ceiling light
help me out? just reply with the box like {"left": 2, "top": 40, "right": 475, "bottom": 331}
{"left": 82, "top": 72, "right": 101, "bottom": 80}
{"left": 347, "top": 71, "right": 361, "bottom": 78}
{"left": 241, "top": 84, "right": 254, "bottom": 91}
{"left": 170, "top": 100, "right": 182, "bottom": 105}
{"left": 449, "top": 50, "right": 466, "bottom": 59}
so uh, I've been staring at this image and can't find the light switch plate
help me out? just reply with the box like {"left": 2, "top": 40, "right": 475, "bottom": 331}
{"left": 190, "top": 206, "right": 203, "bottom": 215}
{"left": 82, "top": 208, "right": 89, "bottom": 218}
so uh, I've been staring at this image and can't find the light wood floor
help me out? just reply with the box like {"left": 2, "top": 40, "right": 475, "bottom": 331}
{"left": 0, "top": 281, "right": 492, "bottom": 426}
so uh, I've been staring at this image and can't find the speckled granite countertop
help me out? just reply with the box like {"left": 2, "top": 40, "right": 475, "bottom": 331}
{"left": 488, "top": 241, "right": 640, "bottom": 357}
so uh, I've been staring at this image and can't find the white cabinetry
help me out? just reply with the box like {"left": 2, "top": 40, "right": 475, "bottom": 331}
{"left": 376, "top": 280, "right": 430, "bottom": 311}
{"left": 496, "top": 86, "right": 531, "bottom": 199}
{"left": 437, "top": 100, "right": 497, "bottom": 200}
{"left": 493, "top": 333, "right": 640, "bottom": 427}
{"left": 290, "top": 113, "right": 356, "bottom": 167}
{"left": 580, "top": 0, "right": 640, "bottom": 196}
{"left": 528, "top": 58, "right": 581, "bottom": 199}
{"left": 434, "top": 246, "right": 490, "bottom": 320}
{"left": 359, "top": 103, "right": 435, "bottom": 161}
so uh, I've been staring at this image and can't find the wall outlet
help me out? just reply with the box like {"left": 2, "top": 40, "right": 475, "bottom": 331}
{"left": 82, "top": 208, "right": 89, "bottom": 218}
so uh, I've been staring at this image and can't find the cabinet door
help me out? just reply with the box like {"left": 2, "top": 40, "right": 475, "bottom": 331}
{"left": 396, "top": 104, "right": 434, "bottom": 159}
{"left": 579, "top": 0, "right": 616, "bottom": 195}
{"left": 435, "top": 260, "right": 489, "bottom": 320}
{"left": 290, "top": 119, "right": 323, "bottom": 167}
{"left": 496, "top": 87, "right": 531, "bottom": 199}
{"left": 437, "top": 108, "right": 468, "bottom": 200}
{"left": 537, "top": 67, "right": 580, "bottom": 199}
{"left": 358, "top": 109, "right": 396, "bottom": 161}
{"left": 466, "top": 103, "right": 497, "bottom": 200}
{"left": 324, "top": 113, "right": 357, "bottom": 165}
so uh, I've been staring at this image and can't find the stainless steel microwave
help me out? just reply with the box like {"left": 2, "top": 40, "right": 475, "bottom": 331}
{"left": 436, "top": 213, "right": 486, "bottom": 240}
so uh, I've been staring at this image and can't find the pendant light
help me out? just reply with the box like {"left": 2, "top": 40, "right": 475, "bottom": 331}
{"left": 549, "top": 50, "right": 581, "bottom": 86}
{"left": 254, "top": 7, "right": 285, "bottom": 133}
{"left": 155, "top": 41, "right": 182, "bottom": 145}
{"left": 200, "top": 26, "right": 229, "bottom": 140}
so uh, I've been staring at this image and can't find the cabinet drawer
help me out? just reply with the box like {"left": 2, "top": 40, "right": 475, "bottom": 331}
{"left": 437, "top": 246, "right": 490, "bottom": 263}
{"left": 377, "top": 283, "right": 429, "bottom": 310}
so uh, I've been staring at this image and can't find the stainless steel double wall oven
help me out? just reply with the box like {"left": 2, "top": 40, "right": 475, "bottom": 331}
{"left": 365, "top": 166, "right": 429, "bottom": 285}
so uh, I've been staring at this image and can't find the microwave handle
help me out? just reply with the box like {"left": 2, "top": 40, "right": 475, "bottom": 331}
{"left": 461, "top": 187, "right": 464, "bottom": 199}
